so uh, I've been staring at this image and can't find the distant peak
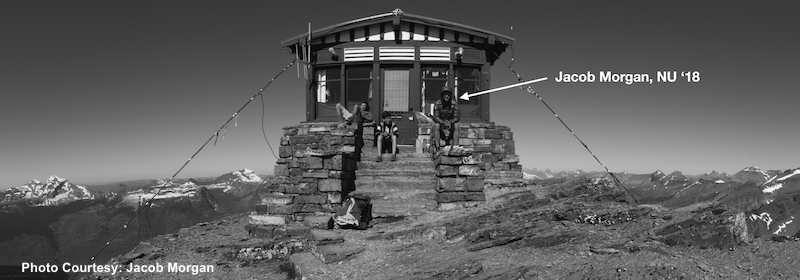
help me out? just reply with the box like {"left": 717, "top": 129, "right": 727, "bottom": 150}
{"left": 742, "top": 166, "right": 762, "bottom": 172}
{"left": 47, "top": 175, "right": 65, "bottom": 182}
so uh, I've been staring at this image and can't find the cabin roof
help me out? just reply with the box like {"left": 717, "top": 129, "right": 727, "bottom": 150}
{"left": 280, "top": 9, "right": 515, "bottom": 47}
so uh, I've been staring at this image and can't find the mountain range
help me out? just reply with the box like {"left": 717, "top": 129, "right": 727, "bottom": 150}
{"left": 0, "top": 168, "right": 268, "bottom": 266}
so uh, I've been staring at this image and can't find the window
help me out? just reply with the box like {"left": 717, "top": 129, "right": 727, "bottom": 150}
{"left": 421, "top": 66, "right": 449, "bottom": 115}
{"left": 346, "top": 66, "right": 372, "bottom": 108}
{"left": 455, "top": 67, "right": 480, "bottom": 106}
{"left": 316, "top": 68, "right": 341, "bottom": 104}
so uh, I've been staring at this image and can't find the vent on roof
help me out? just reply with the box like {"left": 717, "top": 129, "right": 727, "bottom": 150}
{"left": 379, "top": 46, "right": 414, "bottom": 60}
{"left": 420, "top": 47, "right": 450, "bottom": 61}
{"left": 344, "top": 47, "right": 374, "bottom": 61}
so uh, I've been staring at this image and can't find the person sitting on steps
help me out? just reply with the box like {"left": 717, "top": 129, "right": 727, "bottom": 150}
{"left": 375, "top": 111, "right": 398, "bottom": 162}
{"left": 433, "top": 86, "right": 459, "bottom": 147}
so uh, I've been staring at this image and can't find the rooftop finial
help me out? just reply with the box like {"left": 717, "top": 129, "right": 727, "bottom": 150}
{"left": 392, "top": 8, "right": 404, "bottom": 16}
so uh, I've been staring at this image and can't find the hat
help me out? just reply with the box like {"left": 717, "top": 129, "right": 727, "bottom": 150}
{"left": 381, "top": 111, "right": 392, "bottom": 119}
{"left": 441, "top": 86, "right": 452, "bottom": 93}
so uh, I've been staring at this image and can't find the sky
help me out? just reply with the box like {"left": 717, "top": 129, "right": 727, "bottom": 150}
{"left": 1, "top": 1, "right": 799, "bottom": 189}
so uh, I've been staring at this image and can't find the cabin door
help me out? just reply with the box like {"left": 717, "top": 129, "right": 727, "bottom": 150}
{"left": 381, "top": 68, "right": 416, "bottom": 145}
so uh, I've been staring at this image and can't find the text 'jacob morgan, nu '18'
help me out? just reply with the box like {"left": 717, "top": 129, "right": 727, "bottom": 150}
{"left": 554, "top": 71, "right": 653, "bottom": 85}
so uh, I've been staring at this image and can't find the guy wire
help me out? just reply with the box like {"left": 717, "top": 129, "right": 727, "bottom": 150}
{"left": 493, "top": 51, "right": 637, "bottom": 204}
{"left": 71, "top": 58, "right": 296, "bottom": 279}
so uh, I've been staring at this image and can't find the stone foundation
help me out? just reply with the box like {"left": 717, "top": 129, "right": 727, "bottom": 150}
{"left": 266, "top": 122, "right": 359, "bottom": 222}
{"left": 433, "top": 123, "right": 525, "bottom": 209}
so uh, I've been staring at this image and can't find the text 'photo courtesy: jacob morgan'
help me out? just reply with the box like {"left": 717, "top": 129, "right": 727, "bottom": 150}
{"left": 21, "top": 262, "right": 215, "bottom": 276}
{"left": 554, "top": 70, "right": 701, "bottom": 85}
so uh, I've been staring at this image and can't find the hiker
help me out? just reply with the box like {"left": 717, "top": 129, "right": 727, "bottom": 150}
{"left": 375, "top": 111, "right": 398, "bottom": 162}
{"left": 337, "top": 101, "right": 373, "bottom": 161}
{"left": 433, "top": 86, "right": 459, "bottom": 147}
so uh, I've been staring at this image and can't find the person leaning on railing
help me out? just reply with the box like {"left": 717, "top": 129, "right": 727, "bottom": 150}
{"left": 337, "top": 101, "right": 373, "bottom": 161}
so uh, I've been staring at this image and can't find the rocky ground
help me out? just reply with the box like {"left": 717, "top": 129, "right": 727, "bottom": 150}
{"left": 85, "top": 178, "right": 800, "bottom": 280}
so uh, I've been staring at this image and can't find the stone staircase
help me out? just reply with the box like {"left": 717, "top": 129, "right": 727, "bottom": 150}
{"left": 351, "top": 145, "right": 438, "bottom": 217}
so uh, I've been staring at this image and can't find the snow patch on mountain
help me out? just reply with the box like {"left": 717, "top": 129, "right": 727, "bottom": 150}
{"left": 1, "top": 176, "right": 95, "bottom": 206}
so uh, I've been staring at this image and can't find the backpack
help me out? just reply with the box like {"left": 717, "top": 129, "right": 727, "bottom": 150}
{"left": 334, "top": 194, "right": 372, "bottom": 230}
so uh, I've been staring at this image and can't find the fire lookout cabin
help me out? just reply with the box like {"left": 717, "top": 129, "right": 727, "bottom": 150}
{"left": 281, "top": 9, "right": 514, "bottom": 146}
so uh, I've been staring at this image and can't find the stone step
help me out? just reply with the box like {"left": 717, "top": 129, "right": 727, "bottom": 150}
{"left": 360, "top": 152, "right": 433, "bottom": 162}
{"left": 354, "top": 177, "right": 436, "bottom": 191}
{"left": 356, "top": 168, "right": 436, "bottom": 178}
{"left": 369, "top": 199, "right": 438, "bottom": 218}
{"left": 350, "top": 189, "right": 437, "bottom": 202}
{"left": 357, "top": 160, "right": 434, "bottom": 170}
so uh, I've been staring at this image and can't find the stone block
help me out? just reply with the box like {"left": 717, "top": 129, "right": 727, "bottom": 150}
{"left": 492, "top": 162, "right": 509, "bottom": 171}
{"left": 509, "top": 163, "right": 522, "bottom": 172}
{"left": 467, "top": 128, "right": 485, "bottom": 139}
{"left": 323, "top": 155, "right": 343, "bottom": 170}
{"left": 458, "top": 129, "right": 468, "bottom": 138}
{"left": 311, "top": 229, "right": 345, "bottom": 245}
{"left": 496, "top": 125, "right": 510, "bottom": 131}
{"left": 436, "top": 156, "right": 463, "bottom": 165}
{"left": 283, "top": 128, "right": 298, "bottom": 136}
{"left": 309, "top": 126, "right": 331, "bottom": 133}
{"left": 506, "top": 140, "right": 515, "bottom": 154}
{"left": 295, "top": 203, "right": 324, "bottom": 213}
{"left": 285, "top": 182, "right": 318, "bottom": 194}
{"left": 279, "top": 146, "right": 293, "bottom": 158}
{"left": 249, "top": 214, "right": 287, "bottom": 226}
{"left": 502, "top": 154, "right": 520, "bottom": 163}
{"left": 302, "top": 170, "right": 329, "bottom": 178}
{"left": 289, "top": 168, "right": 304, "bottom": 177}
{"left": 254, "top": 204, "right": 269, "bottom": 214}
{"left": 274, "top": 164, "right": 289, "bottom": 176}
{"left": 295, "top": 194, "right": 327, "bottom": 204}
{"left": 267, "top": 204, "right": 295, "bottom": 215}
{"left": 280, "top": 136, "right": 290, "bottom": 146}
{"left": 473, "top": 139, "right": 492, "bottom": 145}
{"left": 503, "top": 131, "right": 514, "bottom": 140}
{"left": 331, "top": 128, "right": 355, "bottom": 136}
{"left": 244, "top": 224, "right": 279, "bottom": 239}
{"left": 260, "top": 193, "right": 294, "bottom": 205}
{"left": 285, "top": 224, "right": 313, "bottom": 239}
{"left": 318, "top": 179, "right": 341, "bottom": 192}
{"left": 435, "top": 192, "right": 466, "bottom": 203}
{"left": 290, "top": 135, "right": 322, "bottom": 145}
{"left": 458, "top": 138, "right": 474, "bottom": 146}
{"left": 302, "top": 216, "right": 334, "bottom": 229}
{"left": 326, "top": 192, "right": 342, "bottom": 204}
{"left": 479, "top": 153, "right": 497, "bottom": 164}
{"left": 298, "top": 127, "right": 309, "bottom": 135}
{"left": 312, "top": 244, "right": 365, "bottom": 264}
{"left": 308, "top": 156, "right": 323, "bottom": 169}
{"left": 458, "top": 165, "right": 482, "bottom": 176}
{"left": 290, "top": 158, "right": 308, "bottom": 168}
{"left": 469, "top": 123, "right": 492, "bottom": 128}
{"left": 276, "top": 158, "right": 292, "bottom": 164}
{"left": 462, "top": 155, "right": 478, "bottom": 165}
{"left": 436, "top": 165, "right": 458, "bottom": 177}
{"left": 472, "top": 145, "right": 492, "bottom": 153}
{"left": 339, "top": 146, "right": 356, "bottom": 153}
{"left": 436, "top": 177, "right": 485, "bottom": 192}
{"left": 464, "top": 192, "right": 486, "bottom": 201}
{"left": 342, "top": 136, "right": 355, "bottom": 145}
{"left": 363, "top": 126, "right": 375, "bottom": 136}
{"left": 329, "top": 170, "right": 344, "bottom": 178}
{"left": 484, "top": 129, "right": 501, "bottom": 139}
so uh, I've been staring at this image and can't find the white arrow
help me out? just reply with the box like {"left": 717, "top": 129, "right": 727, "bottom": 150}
{"left": 459, "top": 77, "right": 548, "bottom": 100}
